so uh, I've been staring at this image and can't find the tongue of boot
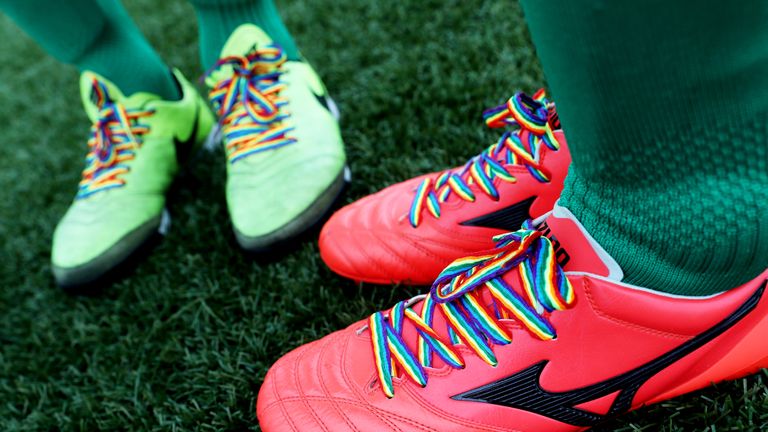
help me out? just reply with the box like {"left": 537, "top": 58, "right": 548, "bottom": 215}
{"left": 390, "top": 204, "right": 623, "bottom": 369}
{"left": 205, "top": 23, "right": 275, "bottom": 87}
{"left": 79, "top": 71, "right": 161, "bottom": 123}
{"left": 534, "top": 204, "right": 624, "bottom": 280}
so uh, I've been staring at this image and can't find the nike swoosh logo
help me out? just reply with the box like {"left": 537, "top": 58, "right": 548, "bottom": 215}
{"left": 452, "top": 280, "right": 766, "bottom": 427}
{"left": 312, "top": 90, "right": 333, "bottom": 114}
{"left": 173, "top": 103, "right": 200, "bottom": 163}
{"left": 298, "top": 62, "right": 333, "bottom": 115}
{"left": 459, "top": 196, "right": 535, "bottom": 231}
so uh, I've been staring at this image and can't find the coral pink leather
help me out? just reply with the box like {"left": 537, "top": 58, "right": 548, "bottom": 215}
{"left": 319, "top": 131, "right": 571, "bottom": 285}
{"left": 260, "top": 213, "right": 768, "bottom": 431}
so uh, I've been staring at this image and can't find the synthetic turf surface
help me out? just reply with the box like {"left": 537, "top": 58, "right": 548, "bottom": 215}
{"left": 0, "top": 0, "right": 766, "bottom": 430}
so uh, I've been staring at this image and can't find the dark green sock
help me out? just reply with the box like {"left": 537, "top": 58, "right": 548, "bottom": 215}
{"left": 0, "top": 0, "right": 178, "bottom": 100}
{"left": 188, "top": 0, "right": 300, "bottom": 70}
{"left": 519, "top": 0, "right": 768, "bottom": 295}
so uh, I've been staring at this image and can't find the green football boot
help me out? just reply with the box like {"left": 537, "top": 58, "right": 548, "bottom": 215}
{"left": 206, "top": 24, "right": 348, "bottom": 252}
{"left": 52, "top": 70, "right": 214, "bottom": 289}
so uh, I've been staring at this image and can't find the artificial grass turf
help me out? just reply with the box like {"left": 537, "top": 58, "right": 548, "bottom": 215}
{"left": 0, "top": 0, "right": 766, "bottom": 430}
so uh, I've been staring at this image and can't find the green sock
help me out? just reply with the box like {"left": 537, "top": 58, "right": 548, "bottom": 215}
{"left": 188, "top": 0, "right": 301, "bottom": 70}
{"left": 0, "top": 0, "right": 178, "bottom": 100}
{"left": 519, "top": 0, "right": 768, "bottom": 296}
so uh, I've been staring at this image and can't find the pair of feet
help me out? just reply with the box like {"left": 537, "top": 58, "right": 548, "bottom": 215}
{"left": 257, "top": 92, "right": 768, "bottom": 430}
{"left": 51, "top": 25, "right": 348, "bottom": 289}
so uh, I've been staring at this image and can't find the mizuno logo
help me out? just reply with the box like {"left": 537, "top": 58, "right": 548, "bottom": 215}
{"left": 452, "top": 281, "right": 766, "bottom": 427}
{"left": 460, "top": 196, "right": 535, "bottom": 232}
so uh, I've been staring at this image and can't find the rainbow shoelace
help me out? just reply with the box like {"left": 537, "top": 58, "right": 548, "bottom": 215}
{"left": 368, "top": 220, "right": 574, "bottom": 397}
{"left": 207, "top": 44, "right": 295, "bottom": 164}
{"left": 77, "top": 79, "right": 153, "bottom": 199}
{"left": 408, "top": 90, "right": 561, "bottom": 227}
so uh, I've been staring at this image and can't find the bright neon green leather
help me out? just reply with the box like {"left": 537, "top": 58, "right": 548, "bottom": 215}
{"left": 52, "top": 69, "right": 213, "bottom": 286}
{"left": 208, "top": 24, "right": 346, "bottom": 249}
